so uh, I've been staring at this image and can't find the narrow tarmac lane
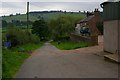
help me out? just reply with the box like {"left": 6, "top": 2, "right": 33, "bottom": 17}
{"left": 15, "top": 41, "right": 118, "bottom": 78}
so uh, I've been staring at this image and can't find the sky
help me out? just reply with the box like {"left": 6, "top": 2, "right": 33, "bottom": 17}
{"left": 0, "top": 0, "right": 107, "bottom": 16}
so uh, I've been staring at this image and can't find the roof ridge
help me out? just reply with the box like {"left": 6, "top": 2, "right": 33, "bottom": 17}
{"left": 78, "top": 15, "right": 94, "bottom": 23}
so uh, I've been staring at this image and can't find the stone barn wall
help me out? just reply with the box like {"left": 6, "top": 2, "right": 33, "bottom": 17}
{"left": 104, "top": 20, "right": 120, "bottom": 54}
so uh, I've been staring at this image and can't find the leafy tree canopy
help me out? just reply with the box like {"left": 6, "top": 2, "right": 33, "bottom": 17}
{"left": 32, "top": 18, "right": 49, "bottom": 40}
{"left": 49, "top": 15, "right": 75, "bottom": 41}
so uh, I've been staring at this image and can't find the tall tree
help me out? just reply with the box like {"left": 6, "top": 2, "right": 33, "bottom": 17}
{"left": 32, "top": 19, "right": 49, "bottom": 40}
{"left": 2, "top": 20, "right": 8, "bottom": 27}
{"left": 49, "top": 16, "right": 74, "bottom": 41}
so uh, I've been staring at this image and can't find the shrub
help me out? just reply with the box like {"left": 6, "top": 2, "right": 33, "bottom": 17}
{"left": 30, "top": 34, "right": 40, "bottom": 44}
{"left": 96, "top": 22, "right": 103, "bottom": 35}
{"left": 49, "top": 15, "right": 83, "bottom": 41}
{"left": 32, "top": 18, "right": 49, "bottom": 40}
{"left": 3, "top": 27, "right": 40, "bottom": 47}
{"left": 5, "top": 27, "right": 19, "bottom": 46}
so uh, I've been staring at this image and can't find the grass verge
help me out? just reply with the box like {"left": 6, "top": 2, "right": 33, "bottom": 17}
{"left": 2, "top": 42, "right": 44, "bottom": 78}
{"left": 51, "top": 41, "right": 90, "bottom": 50}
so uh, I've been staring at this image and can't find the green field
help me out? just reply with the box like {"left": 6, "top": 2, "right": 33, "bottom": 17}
{"left": 2, "top": 12, "right": 86, "bottom": 22}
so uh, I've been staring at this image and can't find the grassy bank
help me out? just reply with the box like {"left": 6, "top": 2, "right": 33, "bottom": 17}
{"left": 51, "top": 41, "right": 90, "bottom": 50}
{"left": 2, "top": 42, "right": 44, "bottom": 78}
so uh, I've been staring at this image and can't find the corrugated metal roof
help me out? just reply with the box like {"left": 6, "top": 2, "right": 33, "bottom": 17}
{"left": 106, "top": 0, "right": 120, "bottom": 2}
{"left": 100, "top": 0, "right": 120, "bottom": 8}
{"left": 101, "top": 0, "right": 120, "bottom": 8}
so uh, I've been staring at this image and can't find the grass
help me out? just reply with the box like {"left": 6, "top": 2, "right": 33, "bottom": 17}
{"left": 51, "top": 41, "right": 90, "bottom": 50}
{"left": 2, "top": 42, "right": 44, "bottom": 78}
{"left": 3, "top": 12, "right": 86, "bottom": 22}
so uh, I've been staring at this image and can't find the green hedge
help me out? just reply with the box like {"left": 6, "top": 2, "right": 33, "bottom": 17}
{"left": 2, "top": 27, "right": 40, "bottom": 47}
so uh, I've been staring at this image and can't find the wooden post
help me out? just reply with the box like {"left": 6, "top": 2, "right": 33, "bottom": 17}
{"left": 27, "top": 2, "right": 29, "bottom": 29}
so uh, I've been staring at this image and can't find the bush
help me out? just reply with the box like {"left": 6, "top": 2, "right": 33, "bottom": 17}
{"left": 30, "top": 34, "right": 40, "bottom": 44}
{"left": 3, "top": 27, "right": 40, "bottom": 47}
{"left": 96, "top": 22, "right": 103, "bottom": 35}
{"left": 49, "top": 15, "right": 83, "bottom": 41}
{"left": 32, "top": 18, "right": 49, "bottom": 40}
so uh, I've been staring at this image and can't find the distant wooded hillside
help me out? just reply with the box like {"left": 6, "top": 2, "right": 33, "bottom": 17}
{"left": 2, "top": 11, "right": 86, "bottom": 22}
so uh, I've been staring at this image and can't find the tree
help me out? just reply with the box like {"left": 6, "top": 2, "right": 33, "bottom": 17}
{"left": 64, "top": 11, "right": 67, "bottom": 14}
{"left": 32, "top": 18, "right": 49, "bottom": 40}
{"left": 10, "top": 14, "right": 13, "bottom": 16}
{"left": 49, "top": 15, "right": 75, "bottom": 41}
{"left": 37, "top": 16, "right": 44, "bottom": 20}
{"left": 96, "top": 22, "right": 103, "bottom": 35}
{"left": 2, "top": 20, "right": 8, "bottom": 27}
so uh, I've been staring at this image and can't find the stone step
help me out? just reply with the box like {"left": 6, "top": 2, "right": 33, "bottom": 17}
{"left": 104, "top": 54, "right": 120, "bottom": 63}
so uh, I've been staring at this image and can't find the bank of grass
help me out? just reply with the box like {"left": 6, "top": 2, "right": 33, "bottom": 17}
{"left": 51, "top": 41, "right": 90, "bottom": 50}
{"left": 2, "top": 42, "right": 44, "bottom": 78}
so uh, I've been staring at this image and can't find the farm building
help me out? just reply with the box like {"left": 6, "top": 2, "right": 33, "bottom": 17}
{"left": 101, "top": 1, "right": 120, "bottom": 54}
{"left": 75, "top": 9, "right": 102, "bottom": 36}
{"left": 70, "top": 9, "right": 102, "bottom": 45}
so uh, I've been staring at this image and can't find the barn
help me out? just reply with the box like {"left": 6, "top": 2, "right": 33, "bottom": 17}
{"left": 75, "top": 9, "right": 102, "bottom": 36}
{"left": 70, "top": 9, "right": 102, "bottom": 45}
{"left": 101, "top": 1, "right": 120, "bottom": 54}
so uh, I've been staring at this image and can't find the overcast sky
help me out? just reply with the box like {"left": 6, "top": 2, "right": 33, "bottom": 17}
{"left": 0, "top": 0, "right": 107, "bottom": 16}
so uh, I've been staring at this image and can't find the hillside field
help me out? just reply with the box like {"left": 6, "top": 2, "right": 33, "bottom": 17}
{"left": 2, "top": 11, "right": 86, "bottom": 22}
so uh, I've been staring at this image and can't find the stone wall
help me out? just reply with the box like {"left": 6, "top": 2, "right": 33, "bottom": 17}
{"left": 70, "top": 33, "right": 98, "bottom": 45}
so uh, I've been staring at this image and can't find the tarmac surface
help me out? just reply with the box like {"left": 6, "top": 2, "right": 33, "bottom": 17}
{"left": 15, "top": 36, "right": 118, "bottom": 78}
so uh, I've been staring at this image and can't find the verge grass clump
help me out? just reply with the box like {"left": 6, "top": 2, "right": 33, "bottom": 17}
{"left": 2, "top": 26, "right": 44, "bottom": 78}
{"left": 51, "top": 40, "right": 90, "bottom": 50}
{"left": 2, "top": 42, "right": 44, "bottom": 78}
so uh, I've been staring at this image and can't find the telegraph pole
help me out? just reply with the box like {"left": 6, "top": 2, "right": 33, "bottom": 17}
{"left": 27, "top": 2, "right": 29, "bottom": 29}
